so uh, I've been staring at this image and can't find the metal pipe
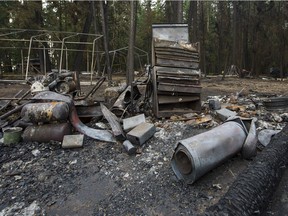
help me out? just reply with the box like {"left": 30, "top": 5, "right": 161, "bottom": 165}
{"left": 0, "top": 46, "right": 100, "bottom": 52}
{"left": 25, "top": 33, "right": 48, "bottom": 80}
{"left": 66, "top": 48, "right": 68, "bottom": 70}
{"left": 171, "top": 120, "right": 247, "bottom": 184}
{"left": 0, "top": 27, "right": 102, "bottom": 36}
{"left": 59, "top": 34, "right": 78, "bottom": 73}
{"left": 21, "top": 49, "right": 24, "bottom": 76}
{"left": 90, "top": 38, "right": 97, "bottom": 84}
{"left": 0, "top": 38, "right": 96, "bottom": 45}
{"left": 43, "top": 46, "right": 46, "bottom": 75}
{"left": 91, "top": 35, "right": 102, "bottom": 85}
{"left": 0, "top": 30, "right": 26, "bottom": 37}
{"left": 25, "top": 36, "right": 34, "bottom": 80}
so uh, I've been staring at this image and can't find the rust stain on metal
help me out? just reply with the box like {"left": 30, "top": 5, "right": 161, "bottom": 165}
{"left": 21, "top": 102, "right": 69, "bottom": 123}
{"left": 22, "top": 123, "right": 72, "bottom": 142}
{"left": 31, "top": 91, "right": 116, "bottom": 143}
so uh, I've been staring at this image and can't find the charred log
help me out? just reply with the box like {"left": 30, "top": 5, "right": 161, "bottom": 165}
{"left": 204, "top": 124, "right": 288, "bottom": 216}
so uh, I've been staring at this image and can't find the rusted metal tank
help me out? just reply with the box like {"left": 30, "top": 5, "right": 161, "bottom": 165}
{"left": 171, "top": 120, "right": 247, "bottom": 184}
{"left": 32, "top": 91, "right": 116, "bottom": 143}
{"left": 21, "top": 102, "right": 69, "bottom": 123}
{"left": 22, "top": 123, "right": 72, "bottom": 142}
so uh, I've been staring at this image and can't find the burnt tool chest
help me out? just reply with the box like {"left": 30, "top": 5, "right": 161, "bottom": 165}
{"left": 151, "top": 24, "right": 201, "bottom": 118}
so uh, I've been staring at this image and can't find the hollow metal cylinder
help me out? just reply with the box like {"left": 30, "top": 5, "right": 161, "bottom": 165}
{"left": 21, "top": 102, "right": 69, "bottom": 123}
{"left": 22, "top": 123, "right": 72, "bottom": 142}
{"left": 171, "top": 121, "right": 247, "bottom": 184}
{"left": 123, "top": 140, "right": 137, "bottom": 155}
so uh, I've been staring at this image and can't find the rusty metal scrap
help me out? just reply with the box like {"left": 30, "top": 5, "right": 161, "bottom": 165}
{"left": 31, "top": 91, "right": 116, "bottom": 143}
{"left": 100, "top": 103, "right": 125, "bottom": 141}
{"left": 111, "top": 85, "right": 141, "bottom": 117}
{"left": 22, "top": 123, "right": 72, "bottom": 142}
{"left": 263, "top": 96, "right": 288, "bottom": 112}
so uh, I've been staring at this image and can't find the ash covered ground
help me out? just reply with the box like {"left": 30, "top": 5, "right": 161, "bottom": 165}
{"left": 1, "top": 76, "right": 288, "bottom": 215}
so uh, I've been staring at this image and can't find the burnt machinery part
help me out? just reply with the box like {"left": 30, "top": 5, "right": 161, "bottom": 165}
{"left": 55, "top": 80, "right": 76, "bottom": 94}
{"left": 204, "top": 124, "right": 288, "bottom": 216}
{"left": 22, "top": 123, "right": 72, "bottom": 142}
{"left": 31, "top": 91, "right": 116, "bottom": 143}
{"left": 262, "top": 96, "right": 288, "bottom": 112}
{"left": 21, "top": 102, "right": 69, "bottom": 123}
{"left": 171, "top": 120, "right": 247, "bottom": 184}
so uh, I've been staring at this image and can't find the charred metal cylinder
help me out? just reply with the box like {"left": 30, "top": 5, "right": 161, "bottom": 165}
{"left": 21, "top": 102, "right": 69, "bottom": 123}
{"left": 22, "top": 123, "right": 72, "bottom": 142}
{"left": 171, "top": 121, "right": 247, "bottom": 184}
{"left": 55, "top": 80, "right": 76, "bottom": 94}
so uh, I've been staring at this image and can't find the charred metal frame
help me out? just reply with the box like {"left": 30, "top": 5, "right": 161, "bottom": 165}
{"left": 0, "top": 28, "right": 103, "bottom": 84}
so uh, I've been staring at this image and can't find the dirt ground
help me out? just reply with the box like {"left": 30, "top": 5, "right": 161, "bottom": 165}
{"left": 0, "top": 76, "right": 288, "bottom": 215}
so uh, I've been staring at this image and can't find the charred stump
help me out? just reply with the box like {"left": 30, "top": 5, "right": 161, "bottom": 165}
{"left": 204, "top": 124, "right": 288, "bottom": 216}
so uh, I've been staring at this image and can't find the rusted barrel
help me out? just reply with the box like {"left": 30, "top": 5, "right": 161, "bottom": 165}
{"left": 22, "top": 123, "right": 72, "bottom": 142}
{"left": 21, "top": 102, "right": 69, "bottom": 123}
{"left": 171, "top": 121, "right": 247, "bottom": 184}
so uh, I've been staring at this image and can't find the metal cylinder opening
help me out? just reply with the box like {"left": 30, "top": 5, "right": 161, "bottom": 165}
{"left": 174, "top": 149, "right": 192, "bottom": 175}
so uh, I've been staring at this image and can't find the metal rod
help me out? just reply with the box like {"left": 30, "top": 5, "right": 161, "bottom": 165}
{"left": 66, "top": 48, "right": 68, "bottom": 70}
{"left": 59, "top": 34, "right": 78, "bottom": 73}
{"left": 0, "top": 46, "right": 102, "bottom": 53}
{"left": 25, "top": 32, "right": 48, "bottom": 80}
{"left": 0, "top": 28, "right": 102, "bottom": 37}
{"left": 43, "top": 46, "right": 46, "bottom": 75}
{"left": 90, "top": 37, "right": 98, "bottom": 84}
{"left": 25, "top": 36, "right": 33, "bottom": 80}
{"left": 21, "top": 49, "right": 24, "bottom": 76}
{"left": 0, "top": 38, "right": 100, "bottom": 45}
{"left": 0, "top": 30, "right": 26, "bottom": 37}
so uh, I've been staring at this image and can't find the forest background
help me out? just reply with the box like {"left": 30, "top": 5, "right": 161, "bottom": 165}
{"left": 0, "top": 0, "right": 287, "bottom": 78}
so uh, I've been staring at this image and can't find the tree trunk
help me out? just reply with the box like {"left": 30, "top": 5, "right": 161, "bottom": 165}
{"left": 92, "top": 1, "right": 101, "bottom": 76}
{"left": 242, "top": 2, "right": 250, "bottom": 71}
{"left": 165, "top": 0, "right": 183, "bottom": 23}
{"left": 73, "top": 2, "right": 93, "bottom": 91}
{"left": 100, "top": 1, "right": 112, "bottom": 85}
{"left": 176, "top": 0, "right": 183, "bottom": 23}
{"left": 217, "top": 1, "right": 224, "bottom": 74}
{"left": 34, "top": 1, "right": 52, "bottom": 73}
{"left": 188, "top": 1, "right": 198, "bottom": 42}
{"left": 127, "top": 1, "right": 137, "bottom": 86}
{"left": 199, "top": 2, "right": 206, "bottom": 77}
{"left": 232, "top": 1, "right": 238, "bottom": 67}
